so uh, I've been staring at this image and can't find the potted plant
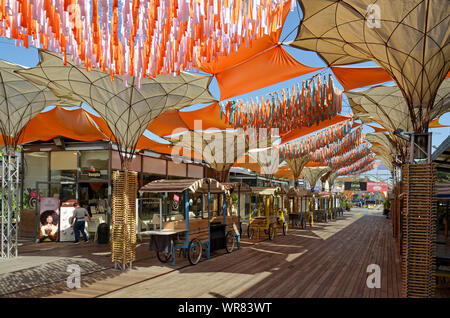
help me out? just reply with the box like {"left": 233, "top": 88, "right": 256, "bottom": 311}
{"left": 383, "top": 200, "right": 390, "bottom": 218}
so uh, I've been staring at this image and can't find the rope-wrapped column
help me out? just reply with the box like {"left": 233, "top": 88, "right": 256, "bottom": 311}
{"left": 111, "top": 170, "right": 138, "bottom": 270}
{"left": 401, "top": 163, "right": 436, "bottom": 297}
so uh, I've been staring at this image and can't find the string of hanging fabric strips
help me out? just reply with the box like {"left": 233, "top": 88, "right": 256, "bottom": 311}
{"left": 309, "top": 127, "right": 364, "bottom": 162}
{"left": 0, "top": 0, "right": 296, "bottom": 85}
{"left": 337, "top": 153, "right": 377, "bottom": 176}
{"left": 280, "top": 118, "right": 354, "bottom": 160}
{"left": 326, "top": 142, "right": 372, "bottom": 170}
{"left": 221, "top": 74, "right": 343, "bottom": 134}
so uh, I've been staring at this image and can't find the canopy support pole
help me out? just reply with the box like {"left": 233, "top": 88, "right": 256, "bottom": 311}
{"left": 1, "top": 148, "right": 20, "bottom": 259}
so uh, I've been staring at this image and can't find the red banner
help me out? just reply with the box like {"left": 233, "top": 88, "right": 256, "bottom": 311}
{"left": 367, "top": 182, "right": 388, "bottom": 192}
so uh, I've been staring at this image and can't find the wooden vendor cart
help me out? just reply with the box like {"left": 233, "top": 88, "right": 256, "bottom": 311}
{"left": 247, "top": 187, "right": 288, "bottom": 240}
{"left": 138, "top": 178, "right": 239, "bottom": 266}
{"left": 314, "top": 193, "right": 330, "bottom": 223}
{"left": 330, "top": 194, "right": 340, "bottom": 219}
{"left": 287, "top": 188, "right": 312, "bottom": 229}
{"left": 222, "top": 182, "right": 252, "bottom": 238}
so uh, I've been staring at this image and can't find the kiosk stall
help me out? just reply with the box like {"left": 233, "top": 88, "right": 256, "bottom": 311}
{"left": 139, "top": 178, "right": 239, "bottom": 266}
{"left": 247, "top": 187, "right": 288, "bottom": 240}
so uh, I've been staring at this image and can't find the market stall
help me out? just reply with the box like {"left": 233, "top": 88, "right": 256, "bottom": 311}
{"left": 287, "top": 188, "right": 311, "bottom": 229}
{"left": 247, "top": 187, "right": 288, "bottom": 240}
{"left": 139, "top": 178, "right": 239, "bottom": 266}
{"left": 222, "top": 182, "right": 252, "bottom": 238}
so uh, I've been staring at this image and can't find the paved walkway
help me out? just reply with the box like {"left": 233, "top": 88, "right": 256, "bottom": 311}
{"left": 1, "top": 208, "right": 444, "bottom": 298}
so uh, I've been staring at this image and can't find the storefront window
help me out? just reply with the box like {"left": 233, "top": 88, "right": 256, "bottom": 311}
{"left": 50, "top": 151, "right": 77, "bottom": 201}
{"left": 23, "top": 152, "right": 49, "bottom": 209}
{"left": 80, "top": 150, "right": 109, "bottom": 181}
{"left": 50, "top": 151, "right": 77, "bottom": 181}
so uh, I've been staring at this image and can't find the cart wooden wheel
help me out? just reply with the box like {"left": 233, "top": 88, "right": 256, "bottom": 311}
{"left": 225, "top": 231, "right": 236, "bottom": 253}
{"left": 282, "top": 222, "right": 288, "bottom": 236}
{"left": 156, "top": 250, "right": 173, "bottom": 263}
{"left": 187, "top": 238, "right": 202, "bottom": 265}
{"left": 268, "top": 224, "right": 275, "bottom": 240}
{"left": 248, "top": 227, "right": 256, "bottom": 240}
{"left": 156, "top": 241, "right": 173, "bottom": 263}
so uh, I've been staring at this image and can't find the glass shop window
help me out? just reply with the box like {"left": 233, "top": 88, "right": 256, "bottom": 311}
{"left": 80, "top": 150, "right": 109, "bottom": 181}
{"left": 50, "top": 151, "right": 77, "bottom": 181}
{"left": 23, "top": 152, "right": 49, "bottom": 209}
{"left": 165, "top": 192, "right": 185, "bottom": 222}
{"left": 50, "top": 151, "right": 77, "bottom": 200}
{"left": 188, "top": 193, "right": 204, "bottom": 219}
{"left": 138, "top": 194, "right": 163, "bottom": 231}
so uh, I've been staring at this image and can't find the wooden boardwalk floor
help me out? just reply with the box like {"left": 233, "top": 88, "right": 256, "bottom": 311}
{"left": 32, "top": 210, "right": 404, "bottom": 298}
{"left": 7, "top": 209, "right": 449, "bottom": 298}
{"left": 99, "top": 211, "right": 402, "bottom": 298}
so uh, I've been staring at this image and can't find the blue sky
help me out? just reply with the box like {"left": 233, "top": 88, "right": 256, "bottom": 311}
{"left": 0, "top": 5, "right": 448, "bottom": 178}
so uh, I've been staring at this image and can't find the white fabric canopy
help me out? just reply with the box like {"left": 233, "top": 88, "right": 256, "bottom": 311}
{"left": 366, "top": 132, "right": 409, "bottom": 163}
{"left": 16, "top": 50, "right": 216, "bottom": 159}
{"left": 302, "top": 166, "right": 331, "bottom": 189}
{"left": 285, "top": 156, "right": 310, "bottom": 180}
{"left": 169, "top": 130, "right": 274, "bottom": 173}
{"left": 248, "top": 149, "right": 280, "bottom": 176}
{"left": 347, "top": 79, "right": 450, "bottom": 132}
{"left": 0, "top": 59, "right": 73, "bottom": 146}
{"left": 291, "top": 0, "right": 450, "bottom": 131}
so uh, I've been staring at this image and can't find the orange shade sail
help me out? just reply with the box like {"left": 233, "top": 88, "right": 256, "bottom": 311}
{"left": 0, "top": 107, "right": 198, "bottom": 158}
{"left": 280, "top": 115, "right": 353, "bottom": 144}
{"left": 199, "top": 2, "right": 290, "bottom": 75}
{"left": 367, "top": 125, "right": 388, "bottom": 133}
{"left": 5, "top": 107, "right": 108, "bottom": 145}
{"left": 216, "top": 46, "right": 322, "bottom": 100}
{"left": 199, "top": 2, "right": 321, "bottom": 100}
{"left": 147, "top": 103, "right": 231, "bottom": 137}
{"left": 305, "top": 161, "right": 327, "bottom": 168}
{"left": 273, "top": 165, "right": 298, "bottom": 180}
{"left": 199, "top": 33, "right": 281, "bottom": 75}
{"left": 331, "top": 67, "right": 393, "bottom": 91}
{"left": 134, "top": 135, "right": 202, "bottom": 160}
{"left": 429, "top": 115, "right": 450, "bottom": 128}
{"left": 332, "top": 67, "right": 450, "bottom": 91}
{"left": 233, "top": 162, "right": 262, "bottom": 175}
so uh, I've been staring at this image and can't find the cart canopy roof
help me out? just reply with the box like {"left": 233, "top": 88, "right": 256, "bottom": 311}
{"left": 250, "top": 186, "right": 286, "bottom": 196}
{"left": 221, "top": 182, "right": 252, "bottom": 194}
{"left": 139, "top": 178, "right": 227, "bottom": 194}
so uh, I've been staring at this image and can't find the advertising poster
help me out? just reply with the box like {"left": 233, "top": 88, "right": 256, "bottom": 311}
{"left": 367, "top": 182, "right": 389, "bottom": 192}
{"left": 331, "top": 186, "right": 344, "bottom": 193}
{"left": 39, "top": 197, "right": 60, "bottom": 242}
{"left": 60, "top": 199, "right": 78, "bottom": 242}
{"left": 344, "top": 182, "right": 367, "bottom": 191}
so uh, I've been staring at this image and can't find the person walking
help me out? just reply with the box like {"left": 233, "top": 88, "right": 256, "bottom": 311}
{"left": 72, "top": 202, "right": 91, "bottom": 244}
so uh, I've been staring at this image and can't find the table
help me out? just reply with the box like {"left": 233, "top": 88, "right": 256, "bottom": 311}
{"left": 144, "top": 229, "right": 187, "bottom": 236}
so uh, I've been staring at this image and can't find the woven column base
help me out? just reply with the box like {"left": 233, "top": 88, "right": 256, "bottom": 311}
{"left": 401, "top": 164, "right": 436, "bottom": 298}
{"left": 111, "top": 170, "right": 138, "bottom": 268}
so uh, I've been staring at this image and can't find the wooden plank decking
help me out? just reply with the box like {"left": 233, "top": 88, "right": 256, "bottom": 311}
{"left": 7, "top": 209, "right": 445, "bottom": 298}
{"left": 45, "top": 210, "right": 404, "bottom": 298}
